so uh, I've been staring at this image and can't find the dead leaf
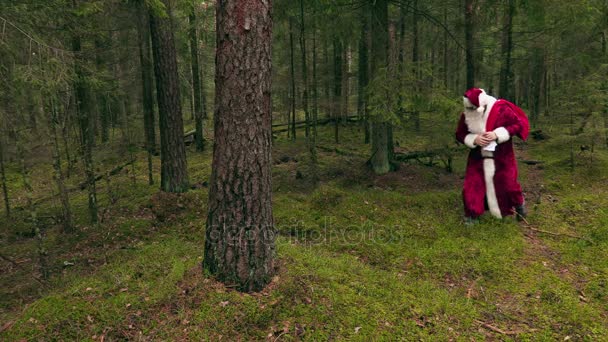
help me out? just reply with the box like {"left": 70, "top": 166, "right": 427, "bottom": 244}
{"left": 219, "top": 301, "right": 229, "bottom": 307}
{"left": 354, "top": 326, "right": 362, "bottom": 333}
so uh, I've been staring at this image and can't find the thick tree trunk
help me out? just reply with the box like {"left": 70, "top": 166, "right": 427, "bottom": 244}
{"left": 465, "top": 0, "right": 476, "bottom": 88}
{"left": 71, "top": 10, "right": 98, "bottom": 223}
{"left": 49, "top": 96, "right": 73, "bottom": 233}
{"left": 149, "top": 0, "right": 189, "bottom": 193}
{"left": 289, "top": 17, "right": 297, "bottom": 140}
{"left": 137, "top": 0, "right": 157, "bottom": 185}
{"left": 0, "top": 135, "right": 9, "bottom": 218}
{"left": 204, "top": 0, "right": 275, "bottom": 292}
{"left": 499, "top": 0, "right": 515, "bottom": 100}
{"left": 358, "top": 6, "right": 370, "bottom": 144}
{"left": 190, "top": 9, "right": 205, "bottom": 151}
{"left": 370, "top": 0, "right": 391, "bottom": 175}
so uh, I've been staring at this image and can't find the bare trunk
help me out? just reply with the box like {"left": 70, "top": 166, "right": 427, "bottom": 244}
{"left": 499, "top": 0, "right": 515, "bottom": 100}
{"left": 49, "top": 96, "right": 73, "bottom": 233}
{"left": 190, "top": 9, "right": 205, "bottom": 151}
{"left": 358, "top": 5, "right": 370, "bottom": 144}
{"left": 311, "top": 11, "right": 319, "bottom": 183}
{"left": 412, "top": 0, "right": 420, "bottom": 131}
{"left": 204, "top": 0, "right": 275, "bottom": 292}
{"left": 149, "top": 0, "right": 190, "bottom": 193}
{"left": 71, "top": 4, "right": 98, "bottom": 223}
{"left": 299, "top": 0, "right": 310, "bottom": 138}
{"left": 370, "top": 0, "right": 391, "bottom": 174}
{"left": 289, "top": 17, "right": 297, "bottom": 140}
{"left": 136, "top": 0, "right": 156, "bottom": 185}
{"left": 333, "top": 39, "right": 342, "bottom": 143}
{"left": 465, "top": 0, "right": 475, "bottom": 88}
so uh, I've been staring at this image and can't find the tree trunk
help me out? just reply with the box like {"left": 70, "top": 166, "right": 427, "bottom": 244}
{"left": 358, "top": 6, "right": 370, "bottom": 144}
{"left": 333, "top": 39, "right": 342, "bottom": 143}
{"left": 499, "top": 0, "right": 515, "bottom": 100}
{"left": 370, "top": 0, "right": 391, "bottom": 175}
{"left": 465, "top": 0, "right": 476, "bottom": 88}
{"left": 49, "top": 96, "right": 73, "bottom": 233}
{"left": 71, "top": 6, "right": 98, "bottom": 223}
{"left": 149, "top": 0, "right": 189, "bottom": 193}
{"left": 311, "top": 10, "right": 319, "bottom": 183}
{"left": 204, "top": 0, "right": 275, "bottom": 292}
{"left": 190, "top": 8, "right": 205, "bottom": 151}
{"left": 412, "top": 0, "right": 420, "bottom": 131}
{"left": 341, "top": 44, "right": 349, "bottom": 124}
{"left": 136, "top": 0, "right": 156, "bottom": 185}
{"left": 300, "top": 0, "right": 310, "bottom": 138}
{"left": 289, "top": 17, "right": 297, "bottom": 140}
{"left": 530, "top": 48, "right": 544, "bottom": 126}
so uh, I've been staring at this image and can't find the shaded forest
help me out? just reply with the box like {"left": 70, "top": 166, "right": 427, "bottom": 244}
{"left": 1, "top": 0, "right": 608, "bottom": 340}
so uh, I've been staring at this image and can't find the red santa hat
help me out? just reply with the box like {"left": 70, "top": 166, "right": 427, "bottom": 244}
{"left": 463, "top": 88, "right": 491, "bottom": 113}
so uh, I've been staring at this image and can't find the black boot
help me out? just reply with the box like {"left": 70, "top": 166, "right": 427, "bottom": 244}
{"left": 515, "top": 203, "right": 527, "bottom": 221}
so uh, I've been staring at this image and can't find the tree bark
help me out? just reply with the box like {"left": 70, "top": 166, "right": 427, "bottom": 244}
{"left": 189, "top": 7, "right": 205, "bottom": 151}
{"left": 149, "top": 0, "right": 189, "bottom": 193}
{"left": 299, "top": 0, "right": 310, "bottom": 138}
{"left": 498, "top": 0, "right": 515, "bottom": 100}
{"left": 412, "top": 0, "right": 420, "bottom": 131}
{"left": 370, "top": 0, "right": 391, "bottom": 175}
{"left": 137, "top": 0, "right": 157, "bottom": 185}
{"left": 465, "top": 0, "right": 476, "bottom": 89}
{"left": 311, "top": 9, "right": 319, "bottom": 183}
{"left": 204, "top": 0, "right": 275, "bottom": 292}
{"left": 71, "top": 3, "right": 98, "bottom": 223}
{"left": 358, "top": 5, "right": 370, "bottom": 144}
{"left": 49, "top": 96, "right": 73, "bottom": 233}
{"left": 289, "top": 17, "right": 297, "bottom": 140}
{"left": 333, "top": 39, "right": 342, "bottom": 143}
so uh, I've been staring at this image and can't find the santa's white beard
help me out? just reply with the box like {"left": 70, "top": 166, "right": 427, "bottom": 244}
{"left": 464, "top": 108, "right": 485, "bottom": 134}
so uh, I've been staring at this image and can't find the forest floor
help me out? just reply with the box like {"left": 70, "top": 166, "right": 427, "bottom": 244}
{"left": 1, "top": 122, "right": 608, "bottom": 340}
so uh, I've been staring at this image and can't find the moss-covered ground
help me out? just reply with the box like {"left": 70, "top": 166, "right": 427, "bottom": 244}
{"left": 1, "top": 121, "right": 607, "bottom": 340}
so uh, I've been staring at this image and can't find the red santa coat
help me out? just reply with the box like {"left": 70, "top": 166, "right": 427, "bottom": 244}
{"left": 455, "top": 98, "right": 528, "bottom": 218}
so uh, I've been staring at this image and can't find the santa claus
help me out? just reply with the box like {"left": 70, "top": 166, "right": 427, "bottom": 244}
{"left": 455, "top": 88, "right": 529, "bottom": 223}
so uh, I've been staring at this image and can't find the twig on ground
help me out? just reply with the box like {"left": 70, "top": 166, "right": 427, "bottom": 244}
{"left": 512, "top": 211, "right": 593, "bottom": 244}
{"left": 474, "top": 319, "right": 518, "bottom": 336}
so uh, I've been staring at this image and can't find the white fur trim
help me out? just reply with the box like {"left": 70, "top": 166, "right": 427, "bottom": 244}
{"left": 464, "top": 94, "right": 497, "bottom": 135}
{"left": 483, "top": 158, "right": 502, "bottom": 219}
{"left": 494, "top": 127, "right": 510, "bottom": 144}
{"left": 464, "top": 134, "right": 477, "bottom": 148}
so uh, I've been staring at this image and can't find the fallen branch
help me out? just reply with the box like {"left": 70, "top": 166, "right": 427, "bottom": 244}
{"left": 520, "top": 159, "right": 544, "bottom": 165}
{"left": 78, "top": 161, "right": 134, "bottom": 190}
{"left": 474, "top": 320, "right": 518, "bottom": 336}
{"left": 513, "top": 211, "right": 594, "bottom": 244}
